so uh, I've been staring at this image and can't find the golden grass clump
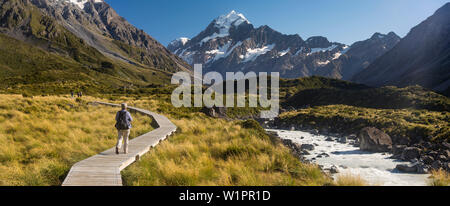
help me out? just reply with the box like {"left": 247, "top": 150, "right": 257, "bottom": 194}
{"left": 121, "top": 107, "right": 331, "bottom": 186}
{"left": 0, "top": 95, "right": 153, "bottom": 186}
{"left": 333, "top": 174, "right": 369, "bottom": 186}
{"left": 428, "top": 169, "right": 450, "bottom": 186}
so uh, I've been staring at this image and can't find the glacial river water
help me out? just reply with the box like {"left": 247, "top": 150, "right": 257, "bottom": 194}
{"left": 268, "top": 129, "right": 431, "bottom": 186}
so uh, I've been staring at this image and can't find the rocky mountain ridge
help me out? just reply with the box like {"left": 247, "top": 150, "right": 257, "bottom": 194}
{"left": 28, "top": 0, "right": 190, "bottom": 72}
{"left": 353, "top": 3, "right": 450, "bottom": 93}
{"left": 169, "top": 10, "right": 400, "bottom": 80}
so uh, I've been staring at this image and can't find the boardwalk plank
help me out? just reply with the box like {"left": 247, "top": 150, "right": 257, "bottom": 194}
{"left": 62, "top": 102, "right": 176, "bottom": 186}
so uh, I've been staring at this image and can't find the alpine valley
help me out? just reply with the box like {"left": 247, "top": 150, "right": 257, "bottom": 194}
{"left": 0, "top": 0, "right": 449, "bottom": 187}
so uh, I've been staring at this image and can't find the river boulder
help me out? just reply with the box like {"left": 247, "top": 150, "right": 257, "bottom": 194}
{"left": 431, "top": 160, "right": 443, "bottom": 170}
{"left": 300, "top": 144, "right": 315, "bottom": 151}
{"left": 401, "top": 147, "right": 421, "bottom": 161}
{"left": 437, "top": 155, "right": 447, "bottom": 161}
{"left": 358, "top": 127, "right": 393, "bottom": 152}
{"left": 317, "top": 153, "right": 330, "bottom": 158}
{"left": 443, "top": 142, "right": 450, "bottom": 150}
{"left": 348, "top": 134, "right": 358, "bottom": 140}
{"left": 396, "top": 162, "right": 427, "bottom": 174}
{"left": 393, "top": 145, "right": 407, "bottom": 156}
{"left": 422, "top": 155, "right": 435, "bottom": 165}
{"left": 311, "top": 129, "right": 319, "bottom": 135}
{"left": 338, "top": 136, "right": 347, "bottom": 143}
{"left": 329, "top": 166, "right": 339, "bottom": 174}
{"left": 201, "top": 106, "right": 227, "bottom": 118}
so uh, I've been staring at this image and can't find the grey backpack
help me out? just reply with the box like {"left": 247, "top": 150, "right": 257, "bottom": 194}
{"left": 115, "top": 111, "right": 130, "bottom": 130}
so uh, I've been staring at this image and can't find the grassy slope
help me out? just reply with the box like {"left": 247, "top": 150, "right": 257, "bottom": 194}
{"left": 1, "top": 0, "right": 106, "bottom": 66}
{"left": 278, "top": 105, "right": 449, "bottom": 143}
{"left": 0, "top": 0, "right": 174, "bottom": 94}
{"left": 281, "top": 76, "right": 449, "bottom": 111}
{"left": 0, "top": 95, "right": 153, "bottom": 186}
{"left": 0, "top": 33, "right": 172, "bottom": 95}
{"left": 111, "top": 40, "right": 183, "bottom": 73}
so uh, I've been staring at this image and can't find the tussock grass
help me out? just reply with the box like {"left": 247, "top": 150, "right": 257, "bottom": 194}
{"left": 279, "top": 105, "right": 449, "bottom": 142}
{"left": 0, "top": 93, "right": 332, "bottom": 186}
{"left": 119, "top": 96, "right": 331, "bottom": 186}
{"left": 0, "top": 95, "right": 153, "bottom": 186}
{"left": 122, "top": 117, "right": 329, "bottom": 186}
{"left": 333, "top": 174, "right": 369, "bottom": 186}
{"left": 428, "top": 169, "right": 450, "bottom": 186}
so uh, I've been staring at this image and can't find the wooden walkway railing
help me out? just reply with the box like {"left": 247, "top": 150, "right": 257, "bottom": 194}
{"left": 62, "top": 102, "right": 177, "bottom": 186}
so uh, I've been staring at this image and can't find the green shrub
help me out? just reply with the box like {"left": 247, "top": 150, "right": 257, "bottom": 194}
{"left": 240, "top": 119, "right": 261, "bottom": 130}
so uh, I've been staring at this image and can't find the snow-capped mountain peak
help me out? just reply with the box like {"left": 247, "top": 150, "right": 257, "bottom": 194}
{"left": 214, "top": 10, "right": 250, "bottom": 29}
{"left": 177, "top": 37, "right": 190, "bottom": 45}
{"left": 59, "top": 0, "right": 103, "bottom": 9}
{"left": 191, "top": 10, "right": 252, "bottom": 46}
{"left": 168, "top": 11, "right": 400, "bottom": 80}
{"left": 167, "top": 37, "right": 190, "bottom": 50}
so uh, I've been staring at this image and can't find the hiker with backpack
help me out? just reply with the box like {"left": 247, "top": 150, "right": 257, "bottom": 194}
{"left": 115, "top": 103, "right": 133, "bottom": 154}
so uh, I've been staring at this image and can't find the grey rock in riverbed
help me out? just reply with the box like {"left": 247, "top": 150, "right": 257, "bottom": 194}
{"left": 312, "top": 129, "right": 320, "bottom": 135}
{"left": 330, "top": 166, "right": 340, "bottom": 174}
{"left": 429, "top": 151, "right": 439, "bottom": 159}
{"left": 392, "top": 145, "right": 407, "bottom": 156}
{"left": 395, "top": 162, "right": 427, "bottom": 174}
{"left": 317, "top": 153, "right": 330, "bottom": 158}
{"left": 442, "top": 142, "right": 450, "bottom": 150}
{"left": 401, "top": 147, "right": 421, "bottom": 161}
{"left": 301, "top": 150, "right": 311, "bottom": 155}
{"left": 422, "top": 155, "right": 435, "bottom": 165}
{"left": 438, "top": 155, "right": 447, "bottom": 162}
{"left": 338, "top": 137, "right": 347, "bottom": 144}
{"left": 301, "top": 144, "right": 315, "bottom": 151}
{"left": 359, "top": 127, "right": 393, "bottom": 152}
{"left": 339, "top": 165, "right": 348, "bottom": 169}
{"left": 431, "top": 160, "right": 443, "bottom": 170}
{"left": 348, "top": 134, "right": 357, "bottom": 140}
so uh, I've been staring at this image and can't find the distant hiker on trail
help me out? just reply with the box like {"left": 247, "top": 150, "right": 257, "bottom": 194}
{"left": 115, "top": 103, "right": 133, "bottom": 154}
{"left": 71, "top": 91, "right": 74, "bottom": 98}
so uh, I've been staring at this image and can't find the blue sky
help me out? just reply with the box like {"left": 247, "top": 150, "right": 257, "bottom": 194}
{"left": 106, "top": 0, "right": 448, "bottom": 46}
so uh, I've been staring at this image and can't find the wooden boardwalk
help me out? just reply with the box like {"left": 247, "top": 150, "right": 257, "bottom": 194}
{"left": 62, "top": 102, "right": 177, "bottom": 186}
